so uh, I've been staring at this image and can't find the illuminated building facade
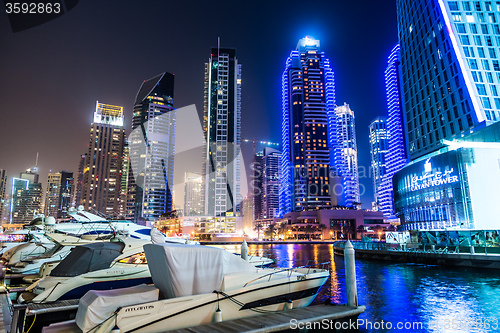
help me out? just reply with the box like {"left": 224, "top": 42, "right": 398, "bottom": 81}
{"left": 45, "top": 171, "right": 73, "bottom": 218}
{"left": 394, "top": 121, "right": 500, "bottom": 230}
{"left": 80, "top": 102, "right": 125, "bottom": 217}
{"left": 119, "top": 143, "right": 129, "bottom": 218}
{"left": 11, "top": 168, "right": 42, "bottom": 223}
{"left": 202, "top": 47, "right": 242, "bottom": 233}
{"left": 397, "top": 0, "right": 500, "bottom": 161}
{"left": 0, "top": 169, "right": 6, "bottom": 222}
{"left": 128, "top": 73, "right": 175, "bottom": 222}
{"left": 395, "top": 0, "right": 500, "bottom": 229}
{"left": 369, "top": 117, "right": 388, "bottom": 208}
{"left": 379, "top": 44, "right": 408, "bottom": 220}
{"left": 335, "top": 103, "right": 360, "bottom": 205}
{"left": 253, "top": 147, "right": 281, "bottom": 220}
{"left": 242, "top": 196, "right": 253, "bottom": 231}
{"left": 184, "top": 172, "right": 203, "bottom": 216}
{"left": 280, "top": 37, "right": 352, "bottom": 216}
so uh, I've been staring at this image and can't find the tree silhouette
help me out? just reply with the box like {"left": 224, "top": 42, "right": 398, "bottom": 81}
{"left": 254, "top": 223, "right": 263, "bottom": 240}
{"left": 277, "top": 223, "right": 288, "bottom": 240}
{"left": 357, "top": 225, "right": 365, "bottom": 240}
{"left": 265, "top": 223, "right": 277, "bottom": 241}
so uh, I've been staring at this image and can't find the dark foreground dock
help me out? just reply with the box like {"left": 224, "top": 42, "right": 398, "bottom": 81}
{"left": 42, "top": 304, "right": 365, "bottom": 333}
{"left": 169, "top": 304, "right": 366, "bottom": 333}
{"left": 0, "top": 291, "right": 79, "bottom": 333}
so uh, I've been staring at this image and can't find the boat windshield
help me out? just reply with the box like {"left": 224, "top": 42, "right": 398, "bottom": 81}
{"left": 50, "top": 241, "right": 125, "bottom": 277}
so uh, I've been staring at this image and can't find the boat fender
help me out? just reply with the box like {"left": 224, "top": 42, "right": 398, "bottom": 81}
{"left": 284, "top": 299, "right": 293, "bottom": 310}
{"left": 213, "top": 309, "right": 223, "bottom": 323}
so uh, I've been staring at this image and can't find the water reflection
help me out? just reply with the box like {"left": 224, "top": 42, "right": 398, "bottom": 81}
{"left": 245, "top": 243, "right": 500, "bottom": 332}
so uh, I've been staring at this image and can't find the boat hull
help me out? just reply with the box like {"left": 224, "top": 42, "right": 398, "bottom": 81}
{"left": 109, "top": 272, "right": 328, "bottom": 333}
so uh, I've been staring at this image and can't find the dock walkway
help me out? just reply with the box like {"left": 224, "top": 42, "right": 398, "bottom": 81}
{"left": 169, "top": 304, "right": 365, "bottom": 333}
{"left": 42, "top": 304, "right": 365, "bottom": 333}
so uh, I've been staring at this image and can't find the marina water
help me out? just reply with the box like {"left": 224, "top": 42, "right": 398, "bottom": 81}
{"left": 218, "top": 243, "right": 500, "bottom": 332}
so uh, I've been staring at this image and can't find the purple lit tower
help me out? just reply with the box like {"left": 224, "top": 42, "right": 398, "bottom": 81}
{"left": 379, "top": 44, "right": 408, "bottom": 220}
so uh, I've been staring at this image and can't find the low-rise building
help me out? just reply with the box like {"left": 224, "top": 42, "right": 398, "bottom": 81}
{"left": 278, "top": 208, "right": 387, "bottom": 240}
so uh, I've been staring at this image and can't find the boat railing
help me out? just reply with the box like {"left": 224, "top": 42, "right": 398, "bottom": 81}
{"left": 243, "top": 261, "right": 330, "bottom": 287}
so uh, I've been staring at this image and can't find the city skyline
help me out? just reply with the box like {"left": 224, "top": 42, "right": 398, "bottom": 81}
{"left": 0, "top": 1, "right": 398, "bottom": 209}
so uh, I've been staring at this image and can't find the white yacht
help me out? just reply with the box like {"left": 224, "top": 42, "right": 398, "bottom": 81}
{"left": 20, "top": 239, "right": 151, "bottom": 303}
{"left": 24, "top": 235, "right": 272, "bottom": 303}
{"left": 74, "top": 243, "right": 329, "bottom": 332}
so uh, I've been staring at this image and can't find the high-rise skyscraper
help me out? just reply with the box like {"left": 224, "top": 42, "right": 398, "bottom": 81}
{"left": 128, "top": 72, "right": 175, "bottom": 222}
{"left": 379, "top": 44, "right": 408, "bottom": 219}
{"left": 73, "top": 154, "right": 86, "bottom": 208}
{"left": 397, "top": 0, "right": 500, "bottom": 161}
{"left": 45, "top": 172, "right": 61, "bottom": 218}
{"left": 11, "top": 168, "right": 42, "bottom": 223}
{"left": 393, "top": 1, "right": 500, "bottom": 230}
{"left": 0, "top": 169, "right": 6, "bottom": 222}
{"left": 45, "top": 171, "right": 73, "bottom": 218}
{"left": 119, "top": 143, "right": 130, "bottom": 218}
{"left": 80, "top": 102, "right": 125, "bottom": 217}
{"left": 201, "top": 47, "right": 242, "bottom": 233}
{"left": 253, "top": 147, "right": 281, "bottom": 220}
{"left": 242, "top": 195, "right": 254, "bottom": 231}
{"left": 184, "top": 172, "right": 202, "bottom": 216}
{"left": 369, "top": 117, "right": 388, "bottom": 208}
{"left": 280, "top": 37, "right": 345, "bottom": 215}
{"left": 335, "top": 103, "right": 360, "bottom": 205}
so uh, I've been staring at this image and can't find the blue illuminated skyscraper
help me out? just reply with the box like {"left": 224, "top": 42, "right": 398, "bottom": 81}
{"left": 280, "top": 37, "right": 351, "bottom": 216}
{"left": 379, "top": 44, "right": 408, "bottom": 219}
{"left": 397, "top": 0, "right": 500, "bottom": 161}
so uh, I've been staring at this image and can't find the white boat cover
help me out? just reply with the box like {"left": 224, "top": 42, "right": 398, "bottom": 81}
{"left": 144, "top": 243, "right": 256, "bottom": 299}
{"left": 75, "top": 284, "right": 159, "bottom": 332}
{"left": 150, "top": 228, "right": 166, "bottom": 244}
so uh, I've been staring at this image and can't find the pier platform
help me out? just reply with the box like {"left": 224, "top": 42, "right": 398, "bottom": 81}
{"left": 42, "top": 304, "right": 365, "bottom": 333}
{"left": 169, "top": 304, "right": 365, "bottom": 333}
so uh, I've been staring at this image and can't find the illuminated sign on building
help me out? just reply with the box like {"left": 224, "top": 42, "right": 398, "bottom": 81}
{"left": 410, "top": 158, "right": 459, "bottom": 191}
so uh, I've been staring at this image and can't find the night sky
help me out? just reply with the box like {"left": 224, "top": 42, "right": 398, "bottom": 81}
{"left": 0, "top": 0, "right": 398, "bottom": 209}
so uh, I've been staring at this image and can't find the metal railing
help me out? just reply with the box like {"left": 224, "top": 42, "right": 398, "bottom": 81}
{"left": 243, "top": 261, "right": 330, "bottom": 287}
{"left": 333, "top": 240, "right": 498, "bottom": 255}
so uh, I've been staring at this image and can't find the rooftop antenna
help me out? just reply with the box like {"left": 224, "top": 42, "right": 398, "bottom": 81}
{"left": 217, "top": 36, "right": 220, "bottom": 58}
{"left": 34, "top": 152, "right": 39, "bottom": 172}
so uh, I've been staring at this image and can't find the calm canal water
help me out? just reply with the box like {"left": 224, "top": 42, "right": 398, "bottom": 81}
{"left": 218, "top": 243, "right": 500, "bottom": 332}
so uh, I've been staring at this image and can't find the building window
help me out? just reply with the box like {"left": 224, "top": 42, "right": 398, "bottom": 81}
{"left": 484, "top": 60, "right": 492, "bottom": 70}
{"left": 478, "top": 47, "right": 486, "bottom": 58}
{"left": 482, "top": 96, "right": 492, "bottom": 108}
{"left": 476, "top": 84, "right": 487, "bottom": 95}
{"left": 469, "top": 58, "right": 479, "bottom": 68}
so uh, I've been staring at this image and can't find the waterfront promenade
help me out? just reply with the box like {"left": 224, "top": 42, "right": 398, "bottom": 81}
{"left": 333, "top": 241, "right": 500, "bottom": 269}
